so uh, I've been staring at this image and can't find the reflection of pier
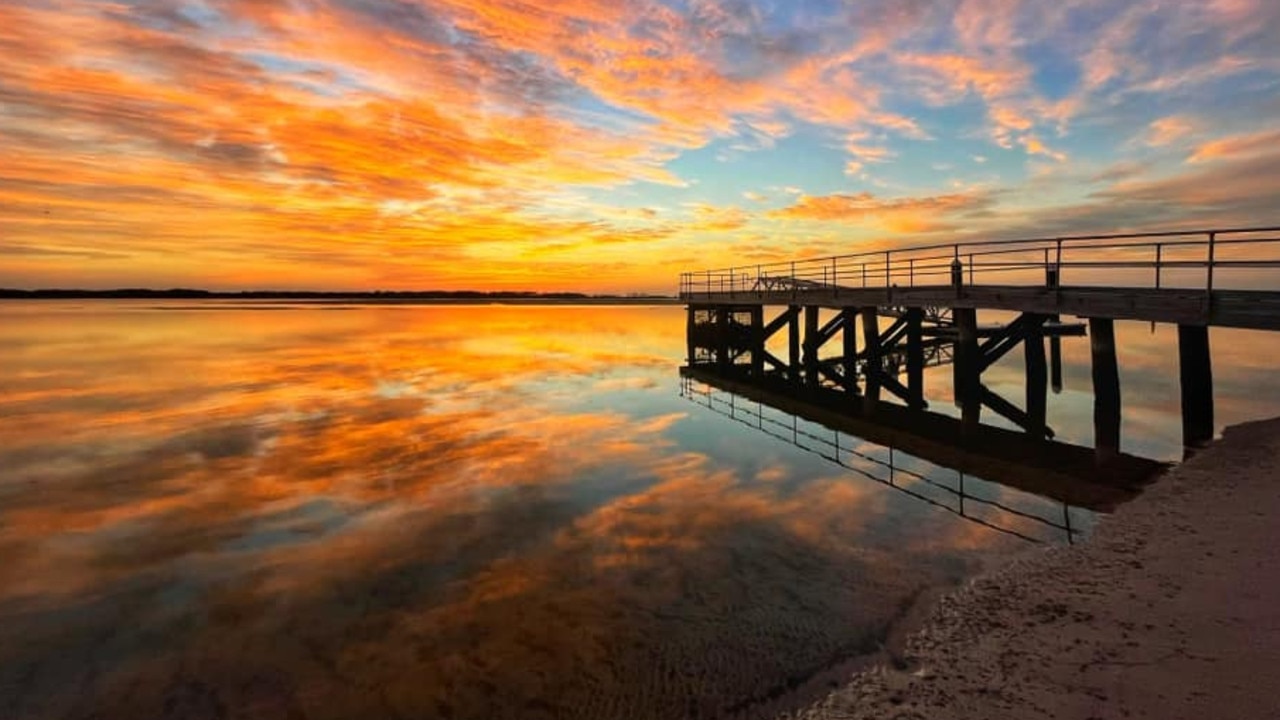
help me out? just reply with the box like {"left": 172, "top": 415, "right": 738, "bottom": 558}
{"left": 680, "top": 365, "right": 1164, "bottom": 519}
{"left": 680, "top": 374, "right": 1105, "bottom": 543}
{"left": 681, "top": 227, "right": 1280, "bottom": 458}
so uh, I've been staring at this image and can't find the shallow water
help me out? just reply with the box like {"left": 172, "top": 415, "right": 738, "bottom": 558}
{"left": 1, "top": 301, "right": 1278, "bottom": 719}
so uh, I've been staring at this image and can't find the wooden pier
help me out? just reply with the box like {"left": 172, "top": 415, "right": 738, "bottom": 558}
{"left": 680, "top": 226, "right": 1280, "bottom": 458}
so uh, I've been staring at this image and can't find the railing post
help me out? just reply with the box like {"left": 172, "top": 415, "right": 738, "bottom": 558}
{"left": 968, "top": 253, "right": 975, "bottom": 285}
{"left": 791, "top": 261, "right": 796, "bottom": 300}
{"left": 730, "top": 268, "right": 735, "bottom": 298}
{"left": 884, "top": 251, "right": 891, "bottom": 289}
{"left": 951, "top": 247, "right": 963, "bottom": 296}
{"left": 861, "top": 263, "right": 866, "bottom": 287}
{"left": 1055, "top": 238, "right": 1063, "bottom": 285}
{"left": 706, "top": 269, "right": 711, "bottom": 299}
{"left": 909, "top": 258, "right": 914, "bottom": 287}
{"left": 1155, "top": 243, "right": 1163, "bottom": 289}
{"left": 756, "top": 264, "right": 761, "bottom": 296}
{"left": 1206, "top": 231, "right": 1217, "bottom": 297}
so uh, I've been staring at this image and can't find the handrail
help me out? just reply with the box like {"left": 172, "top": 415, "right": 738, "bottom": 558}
{"left": 677, "top": 226, "right": 1280, "bottom": 298}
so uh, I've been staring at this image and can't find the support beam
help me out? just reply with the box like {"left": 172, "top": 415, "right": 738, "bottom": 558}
{"left": 1089, "top": 317, "right": 1121, "bottom": 463}
{"left": 842, "top": 308, "right": 859, "bottom": 397}
{"left": 978, "top": 313, "right": 1049, "bottom": 373}
{"left": 906, "top": 308, "right": 925, "bottom": 407}
{"left": 861, "top": 307, "right": 881, "bottom": 416}
{"left": 878, "top": 317, "right": 910, "bottom": 351}
{"left": 750, "top": 306, "right": 764, "bottom": 377}
{"left": 716, "top": 307, "right": 731, "bottom": 372}
{"left": 1178, "top": 324, "right": 1214, "bottom": 448}
{"left": 788, "top": 306, "right": 801, "bottom": 384}
{"left": 954, "top": 307, "right": 981, "bottom": 436}
{"left": 815, "top": 312, "right": 846, "bottom": 346}
{"left": 879, "top": 371, "right": 925, "bottom": 410}
{"left": 804, "top": 306, "right": 820, "bottom": 387}
{"left": 760, "top": 349, "right": 789, "bottom": 373}
{"left": 979, "top": 384, "right": 1053, "bottom": 437}
{"left": 685, "top": 306, "right": 696, "bottom": 365}
{"left": 1050, "top": 314, "right": 1063, "bottom": 393}
{"left": 762, "top": 306, "right": 799, "bottom": 343}
{"left": 1025, "top": 315, "right": 1048, "bottom": 438}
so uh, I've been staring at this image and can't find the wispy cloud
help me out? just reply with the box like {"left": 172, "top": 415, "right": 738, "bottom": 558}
{"left": 1, "top": 0, "right": 1278, "bottom": 291}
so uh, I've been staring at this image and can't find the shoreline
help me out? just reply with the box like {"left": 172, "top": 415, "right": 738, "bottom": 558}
{"left": 787, "top": 417, "right": 1280, "bottom": 720}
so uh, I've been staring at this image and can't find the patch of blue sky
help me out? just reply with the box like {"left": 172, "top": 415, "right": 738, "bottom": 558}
{"left": 240, "top": 52, "right": 374, "bottom": 97}
{"left": 875, "top": 139, "right": 1007, "bottom": 193}
{"left": 173, "top": 0, "right": 222, "bottom": 30}
{"left": 559, "top": 92, "right": 660, "bottom": 136}
{"left": 661, "top": 130, "right": 853, "bottom": 204}
{"left": 1027, "top": 42, "right": 1082, "bottom": 102}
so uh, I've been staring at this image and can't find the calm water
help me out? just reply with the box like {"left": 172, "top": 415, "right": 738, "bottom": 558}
{"left": 2, "top": 301, "right": 1279, "bottom": 719}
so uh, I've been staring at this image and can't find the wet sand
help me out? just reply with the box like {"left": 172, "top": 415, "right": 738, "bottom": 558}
{"left": 791, "top": 417, "right": 1280, "bottom": 720}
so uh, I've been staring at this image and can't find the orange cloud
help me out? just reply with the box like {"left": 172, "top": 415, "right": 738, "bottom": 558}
{"left": 1145, "top": 115, "right": 1197, "bottom": 147}
{"left": 1188, "top": 129, "right": 1280, "bottom": 163}
{"left": 769, "top": 191, "right": 995, "bottom": 233}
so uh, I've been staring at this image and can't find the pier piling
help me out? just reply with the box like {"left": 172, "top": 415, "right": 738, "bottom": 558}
{"left": 1178, "top": 325, "right": 1214, "bottom": 448}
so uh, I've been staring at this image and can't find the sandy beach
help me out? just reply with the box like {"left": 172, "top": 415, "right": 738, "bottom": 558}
{"left": 791, "top": 417, "right": 1280, "bottom": 720}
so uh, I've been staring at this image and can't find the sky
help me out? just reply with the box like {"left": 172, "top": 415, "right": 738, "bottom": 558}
{"left": 2, "top": 0, "right": 1279, "bottom": 293}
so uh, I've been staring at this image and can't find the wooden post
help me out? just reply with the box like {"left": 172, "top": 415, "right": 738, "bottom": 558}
{"left": 1178, "top": 324, "right": 1214, "bottom": 448}
{"left": 1089, "top": 317, "right": 1121, "bottom": 463}
{"left": 788, "top": 305, "right": 801, "bottom": 384}
{"left": 1050, "top": 314, "right": 1063, "bottom": 393}
{"left": 804, "top": 305, "right": 819, "bottom": 387}
{"left": 716, "top": 307, "right": 731, "bottom": 372}
{"left": 750, "top": 306, "right": 764, "bottom": 377}
{"left": 906, "top": 307, "right": 924, "bottom": 406}
{"left": 686, "top": 306, "right": 696, "bottom": 365}
{"left": 1025, "top": 315, "right": 1048, "bottom": 438}
{"left": 842, "top": 308, "right": 859, "bottom": 397}
{"left": 861, "top": 308, "right": 881, "bottom": 415}
{"left": 955, "top": 307, "right": 980, "bottom": 436}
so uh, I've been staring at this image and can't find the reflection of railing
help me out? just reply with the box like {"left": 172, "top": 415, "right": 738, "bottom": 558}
{"left": 680, "top": 376, "right": 1081, "bottom": 544}
{"left": 679, "top": 226, "right": 1280, "bottom": 297}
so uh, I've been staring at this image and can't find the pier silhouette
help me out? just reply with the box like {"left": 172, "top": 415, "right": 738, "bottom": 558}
{"left": 680, "top": 226, "right": 1280, "bottom": 459}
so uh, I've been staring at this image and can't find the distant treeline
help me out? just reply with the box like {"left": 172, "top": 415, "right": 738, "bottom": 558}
{"left": 0, "top": 288, "right": 675, "bottom": 301}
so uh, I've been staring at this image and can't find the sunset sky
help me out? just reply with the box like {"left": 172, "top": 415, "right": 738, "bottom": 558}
{"left": 3, "top": 0, "right": 1279, "bottom": 292}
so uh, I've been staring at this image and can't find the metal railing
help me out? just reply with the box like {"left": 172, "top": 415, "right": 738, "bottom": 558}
{"left": 678, "top": 226, "right": 1280, "bottom": 298}
{"left": 680, "top": 376, "right": 1080, "bottom": 543}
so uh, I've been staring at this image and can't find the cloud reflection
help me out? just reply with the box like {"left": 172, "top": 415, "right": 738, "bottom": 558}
{"left": 0, "top": 303, "right": 1014, "bottom": 720}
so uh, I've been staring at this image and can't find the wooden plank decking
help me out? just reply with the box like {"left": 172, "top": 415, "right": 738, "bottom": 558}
{"left": 682, "top": 285, "right": 1280, "bottom": 331}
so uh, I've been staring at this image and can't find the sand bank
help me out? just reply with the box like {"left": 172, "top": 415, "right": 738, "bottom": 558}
{"left": 791, "top": 417, "right": 1280, "bottom": 720}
